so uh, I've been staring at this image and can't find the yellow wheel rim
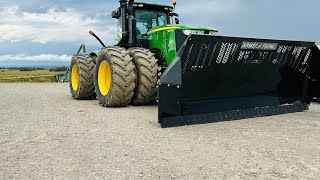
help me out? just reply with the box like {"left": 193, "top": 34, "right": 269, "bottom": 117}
{"left": 71, "top": 64, "right": 79, "bottom": 91}
{"left": 98, "top": 60, "right": 112, "bottom": 96}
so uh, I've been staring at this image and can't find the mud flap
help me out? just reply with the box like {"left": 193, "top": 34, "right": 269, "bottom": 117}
{"left": 159, "top": 35, "right": 319, "bottom": 128}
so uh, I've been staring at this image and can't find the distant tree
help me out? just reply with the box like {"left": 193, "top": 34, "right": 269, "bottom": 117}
{"left": 49, "top": 66, "right": 68, "bottom": 72}
{"left": 20, "top": 67, "right": 34, "bottom": 71}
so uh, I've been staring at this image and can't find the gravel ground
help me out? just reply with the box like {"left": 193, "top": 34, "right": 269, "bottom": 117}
{"left": 0, "top": 83, "right": 320, "bottom": 180}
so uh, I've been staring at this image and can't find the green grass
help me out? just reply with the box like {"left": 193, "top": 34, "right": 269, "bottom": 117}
{"left": 0, "top": 70, "right": 64, "bottom": 83}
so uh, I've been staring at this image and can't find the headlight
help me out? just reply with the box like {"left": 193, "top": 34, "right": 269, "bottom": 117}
{"left": 209, "top": 31, "right": 218, "bottom": 35}
{"left": 182, "top": 30, "right": 218, "bottom": 36}
{"left": 182, "top": 30, "right": 204, "bottom": 35}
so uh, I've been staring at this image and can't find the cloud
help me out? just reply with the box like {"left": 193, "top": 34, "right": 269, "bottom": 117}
{"left": 0, "top": 6, "right": 117, "bottom": 44}
{"left": 177, "top": 0, "right": 243, "bottom": 16}
{"left": 0, "top": 54, "right": 71, "bottom": 62}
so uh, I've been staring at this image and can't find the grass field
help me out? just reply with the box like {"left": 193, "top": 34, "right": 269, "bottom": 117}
{"left": 0, "top": 70, "right": 65, "bottom": 83}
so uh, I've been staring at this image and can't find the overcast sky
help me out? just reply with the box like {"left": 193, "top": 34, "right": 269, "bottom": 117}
{"left": 0, "top": 0, "right": 319, "bottom": 63}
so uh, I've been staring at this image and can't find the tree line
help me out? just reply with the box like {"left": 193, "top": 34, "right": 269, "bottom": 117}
{"left": 0, "top": 66, "right": 68, "bottom": 72}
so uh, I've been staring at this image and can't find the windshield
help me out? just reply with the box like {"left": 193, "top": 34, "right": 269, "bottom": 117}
{"left": 135, "top": 10, "right": 168, "bottom": 39}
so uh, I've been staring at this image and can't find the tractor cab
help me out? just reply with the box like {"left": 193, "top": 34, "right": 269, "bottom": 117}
{"left": 112, "top": 1, "right": 176, "bottom": 47}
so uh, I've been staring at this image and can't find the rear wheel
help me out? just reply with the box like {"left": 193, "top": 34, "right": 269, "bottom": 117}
{"left": 69, "top": 55, "right": 96, "bottom": 100}
{"left": 95, "top": 47, "right": 136, "bottom": 107}
{"left": 129, "top": 48, "right": 158, "bottom": 105}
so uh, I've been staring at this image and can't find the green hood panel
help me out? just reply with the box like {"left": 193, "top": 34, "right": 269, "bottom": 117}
{"left": 147, "top": 24, "right": 218, "bottom": 66}
{"left": 147, "top": 24, "right": 217, "bottom": 35}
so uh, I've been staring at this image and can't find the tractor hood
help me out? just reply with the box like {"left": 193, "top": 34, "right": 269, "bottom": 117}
{"left": 147, "top": 24, "right": 218, "bottom": 35}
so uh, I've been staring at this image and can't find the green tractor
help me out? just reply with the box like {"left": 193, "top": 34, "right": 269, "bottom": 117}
{"left": 70, "top": 0, "right": 320, "bottom": 127}
{"left": 70, "top": 1, "right": 216, "bottom": 106}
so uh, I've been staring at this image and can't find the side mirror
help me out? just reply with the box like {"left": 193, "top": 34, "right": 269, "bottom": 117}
{"left": 112, "top": 8, "right": 121, "bottom": 19}
{"left": 175, "top": 17, "right": 180, "bottom": 24}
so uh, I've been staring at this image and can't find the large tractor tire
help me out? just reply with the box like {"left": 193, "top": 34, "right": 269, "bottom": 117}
{"left": 70, "top": 55, "right": 96, "bottom": 100}
{"left": 95, "top": 47, "right": 137, "bottom": 107}
{"left": 129, "top": 48, "right": 158, "bottom": 105}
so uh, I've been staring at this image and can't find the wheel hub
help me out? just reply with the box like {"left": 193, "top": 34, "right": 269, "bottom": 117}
{"left": 98, "top": 60, "right": 112, "bottom": 96}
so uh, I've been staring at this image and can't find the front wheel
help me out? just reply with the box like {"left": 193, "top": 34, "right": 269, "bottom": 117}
{"left": 95, "top": 47, "right": 137, "bottom": 107}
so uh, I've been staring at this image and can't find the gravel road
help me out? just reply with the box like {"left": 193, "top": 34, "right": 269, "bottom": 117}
{"left": 0, "top": 83, "right": 320, "bottom": 179}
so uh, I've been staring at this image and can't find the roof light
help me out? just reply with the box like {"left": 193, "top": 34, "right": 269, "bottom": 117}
{"left": 173, "top": 0, "right": 177, "bottom": 5}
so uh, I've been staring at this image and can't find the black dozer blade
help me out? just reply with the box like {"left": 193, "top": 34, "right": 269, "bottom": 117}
{"left": 159, "top": 35, "right": 320, "bottom": 128}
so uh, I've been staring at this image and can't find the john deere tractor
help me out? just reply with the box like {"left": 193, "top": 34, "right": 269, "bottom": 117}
{"left": 70, "top": 0, "right": 320, "bottom": 127}
{"left": 70, "top": 0, "right": 216, "bottom": 106}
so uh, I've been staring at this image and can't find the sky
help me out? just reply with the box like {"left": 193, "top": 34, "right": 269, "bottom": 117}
{"left": 0, "top": 0, "right": 320, "bottom": 66}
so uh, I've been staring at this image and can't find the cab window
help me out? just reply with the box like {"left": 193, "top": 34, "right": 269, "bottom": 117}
{"left": 135, "top": 10, "right": 168, "bottom": 39}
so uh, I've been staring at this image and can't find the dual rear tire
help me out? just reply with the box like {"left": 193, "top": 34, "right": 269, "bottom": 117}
{"left": 129, "top": 48, "right": 158, "bottom": 105}
{"left": 69, "top": 47, "right": 158, "bottom": 107}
